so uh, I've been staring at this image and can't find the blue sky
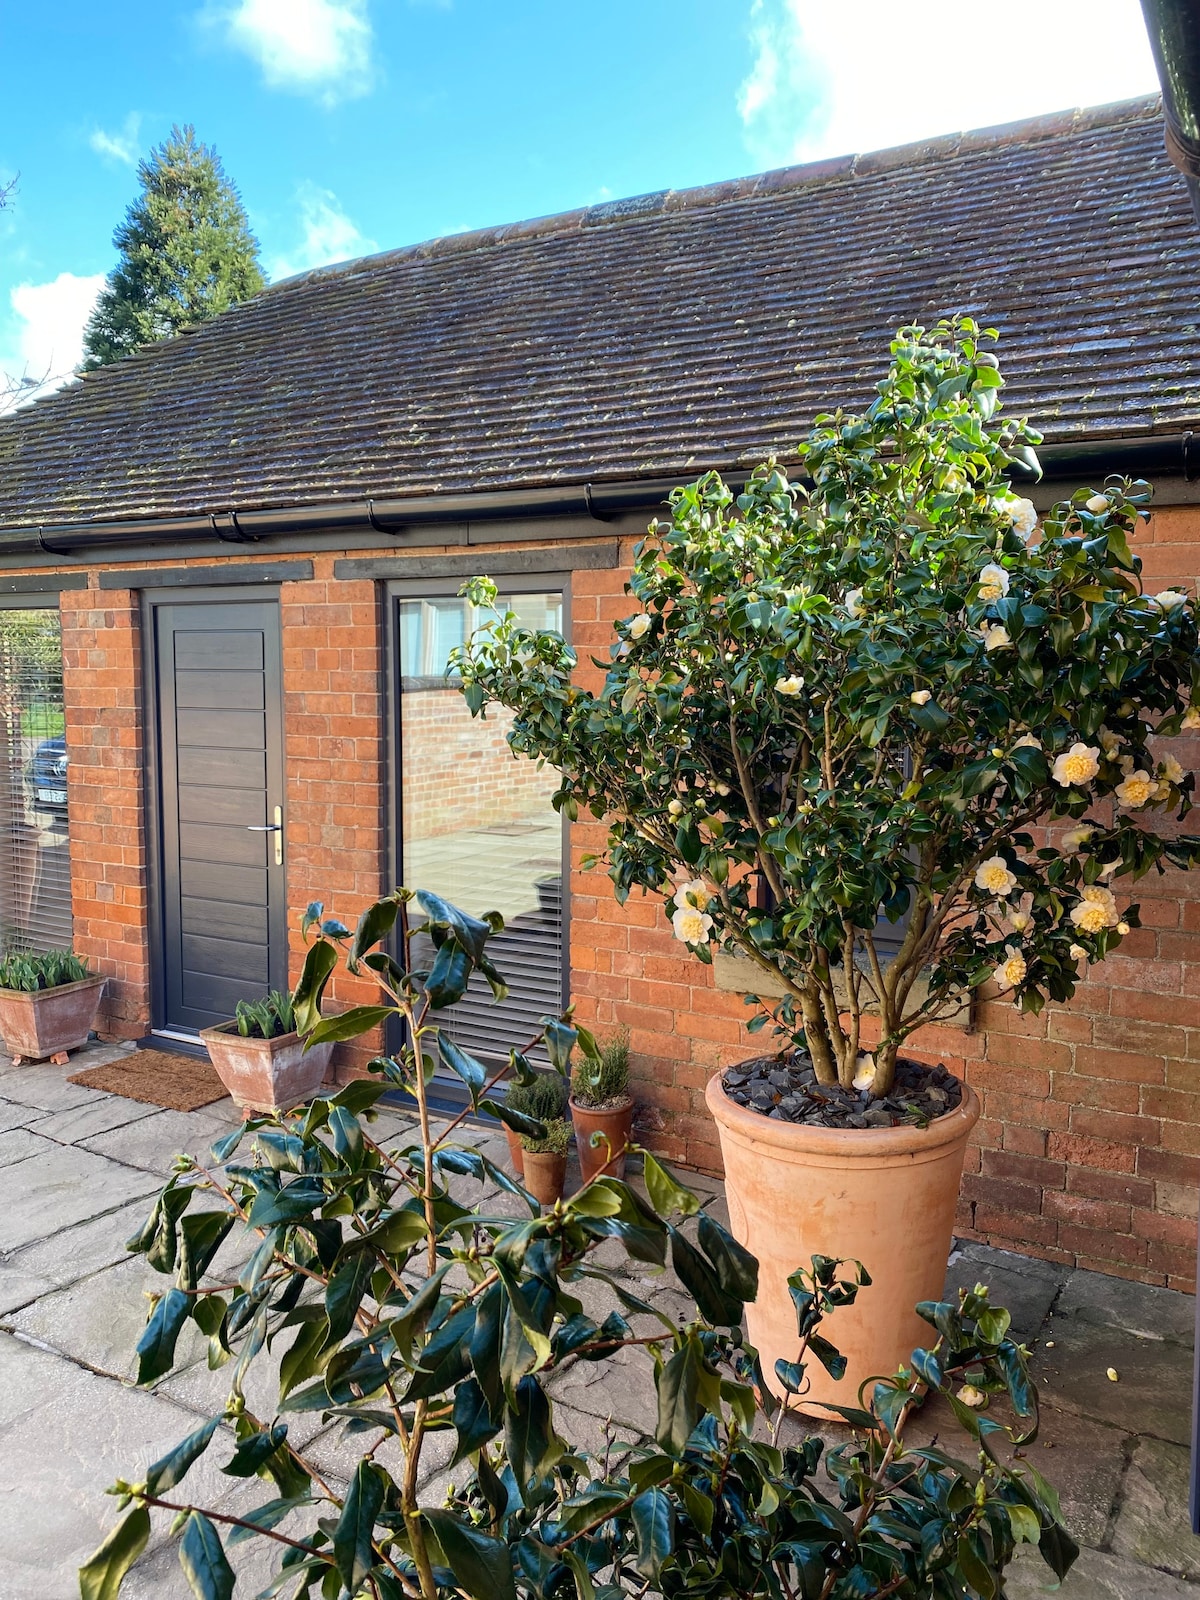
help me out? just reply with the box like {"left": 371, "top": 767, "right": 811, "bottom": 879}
{"left": 0, "top": 0, "right": 1160, "bottom": 399}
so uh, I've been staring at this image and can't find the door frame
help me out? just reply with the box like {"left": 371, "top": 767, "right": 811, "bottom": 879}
{"left": 142, "top": 584, "right": 286, "bottom": 1036}
{"left": 382, "top": 572, "right": 573, "bottom": 1053}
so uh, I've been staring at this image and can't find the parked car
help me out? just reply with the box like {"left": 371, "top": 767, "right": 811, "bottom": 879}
{"left": 25, "top": 736, "right": 67, "bottom": 817}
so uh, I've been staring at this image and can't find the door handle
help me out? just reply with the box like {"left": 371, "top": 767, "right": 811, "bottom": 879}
{"left": 247, "top": 806, "right": 284, "bottom": 864}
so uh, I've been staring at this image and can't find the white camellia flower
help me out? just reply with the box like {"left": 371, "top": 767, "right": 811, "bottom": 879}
{"left": 1069, "top": 942, "right": 1088, "bottom": 961}
{"left": 1085, "top": 494, "right": 1110, "bottom": 514}
{"left": 981, "top": 623, "right": 1011, "bottom": 651}
{"left": 676, "top": 877, "right": 712, "bottom": 911}
{"left": 994, "top": 949, "right": 1027, "bottom": 990}
{"left": 1115, "top": 768, "right": 1157, "bottom": 809}
{"left": 844, "top": 588, "right": 864, "bottom": 619}
{"left": 1159, "top": 754, "right": 1186, "bottom": 785}
{"left": 1117, "top": 921, "right": 1131, "bottom": 935}
{"left": 956, "top": 1383, "right": 987, "bottom": 1409}
{"left": 1097, "top": 858, "right": 1122, "bottom": 878}
{"left": 851, "top": 1054, "right": 876, "bottom": 1091}
{"left": 667, "top": 798, "right": 684, "bottom": 817}
{"left": 996, "top": 495, "right": 1038, "bottom": 541}
{"left": 1070, "top": 885, "right": 1120, "bottom": 933}
{"left": 1052, "top": 743, "right": 1101, "bottom": 788}
{"left": 776, "top": 675, "right": 804, "bottom": 696}
{"left": 672, "top": 905, "right": 713, "bottom": 945}
{"left": 977, "top": 562, "right": 1010, "bottom": 602}
{"left": 1009, "top": 910, "right": 1032, "bottom": 933}
{"left": 975, "top": 855, "right": 1018, "bottom": 897}
{"left": 910, "top": 689, "right": 932, "bottom": 706}
{"left": 1182, "top": 707, "right": 1200, "bottom": 731}
{"left": 1154, "top": 590, "right": 1188, "bottom": 612}
{"left": 1061, "top": 824, "right": 1095, "bottom": 853}
{"left": 1014, "top": 733, "right": 1041, "bottom": 750}
{"left": 1097, "top": 727, "right": 1120, "bottom": 760}
{"left": 628, "top": 613, "right": 652, "bottom": 640}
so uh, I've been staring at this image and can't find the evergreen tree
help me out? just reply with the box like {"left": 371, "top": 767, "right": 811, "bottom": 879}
{"left": 81, "top": 126, "right": 264, "bottom": 370}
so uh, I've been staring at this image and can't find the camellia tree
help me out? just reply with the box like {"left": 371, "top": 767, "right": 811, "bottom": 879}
{"left": 454, "top": 319, "right": 1200, "bottom": 1098}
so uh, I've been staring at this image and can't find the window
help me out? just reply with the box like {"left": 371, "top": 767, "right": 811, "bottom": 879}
{"left": 0, "top": 608, "right": 72, "bottom": 953}
{"left": 395, "top": 586, "right": 567, "bottom": 1061}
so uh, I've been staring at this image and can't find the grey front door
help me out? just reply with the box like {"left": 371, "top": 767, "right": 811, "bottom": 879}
{"left": 153, "top": 598, "right": 286, "bottom": 1032}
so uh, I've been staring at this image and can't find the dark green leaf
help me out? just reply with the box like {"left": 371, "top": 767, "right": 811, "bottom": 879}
{"left": 333, "top": 1460, "right": 384, "bottom": 1592}
{"left": 146, "top": 1417, "right": 220, "bottom": 1494}
{"left": 424, "top": 939, "right": 472, "bottom": 1009}
{"left": 451, "top": 1376, "right": 501, "bottom": 1466}
{"left": 643, "top": 1153, "right": 700, "bottom": 1217}
{"left": 437, "top": 1031, "right": 487, "bottom": 1103}
{"left": 423, "top": 1508, "right": 516, "bottom": 1600}
{"left": 79, "top": 1507, "right": 151, "bottom": 1600}
{"left": 505, "top": 1375, "right": 560, "bottom": 1490}
{"left": 415, "top": 890, "right": 492, "bottom": 966}
{"left": 630, "top": 1488, "right": 674, "bottom": 1582}
{"left": 222, "top": 1425, "right": 289, "bottom": 1479}
{"left": 292, "top": 938, "right": 338, "bottom": 1036}
{"left": 668, "top": 1227, "right": 742, "bottom": 1326}
{"left": 697, "top": 1211, "right": 757, "bottom": 1303}
{"left": 348, "top": 896, "right": 400, "bottom": 973}
{"left": 325, "top": 1252, "right": 376, "bottom": 1344}
{"left": 656, "top": 1338, "right": 701, "bottom": 1455}
{"left": 136, "top": 1288, "right": 190, "bottom": 1385}
{"left": 305, "top": 1005, "right": 395, "bottom": 1047}
{"left": 179, "top": 1511, "right": 234, "bottom": 1600}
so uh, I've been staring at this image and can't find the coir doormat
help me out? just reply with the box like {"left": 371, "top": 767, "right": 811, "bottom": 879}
{"left": 69, "top": 1048, "right": 228, "bottom": 1112}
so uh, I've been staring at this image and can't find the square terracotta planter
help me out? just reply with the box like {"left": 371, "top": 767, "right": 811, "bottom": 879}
{"left": 0, "top": 974, "right": 106, "bottom": 1063}
{"left": 200, "top": 1023, "right": 335, "bottom": 1115}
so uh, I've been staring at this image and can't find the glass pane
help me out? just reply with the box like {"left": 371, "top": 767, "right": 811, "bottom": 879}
{"left": 0, "top": 610, "right": 72, "bottom": 953}
{"left": 399, "top": 590, "right": 565, "bottom": 1060}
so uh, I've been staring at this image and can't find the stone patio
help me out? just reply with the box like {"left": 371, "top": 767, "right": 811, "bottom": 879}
{"left": 0, "top": 1040, "right": 1197, "bottom": 1598}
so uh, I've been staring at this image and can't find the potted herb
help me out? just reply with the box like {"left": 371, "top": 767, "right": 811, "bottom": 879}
{"left": 199, "top": 905, "right": 340, "bottom": 1114}
{"left": 501, "top": 1064, "right": 570, "bottom": 1178}
{"left": 570, "top": 1026, "right": 634, "bottom": 1181}
{"left": 0, "top": 948, "right": 104, "bottom": 1064}
{"left": 82, "top": 887, "right": 1077, "bottom": 1600}
{"left": 518, "top": 1114, "right": 572, "bottom": 1203}
{"left": 454, "top": 318, "right": 1200, "bottom": 1410}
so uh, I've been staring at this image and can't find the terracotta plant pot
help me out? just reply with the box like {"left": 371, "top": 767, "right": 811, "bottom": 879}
{"left": 502, "top": 1123, "right": 525, "bottom": 1177}
{"left": 521, "top": 1148, "right": 568, "bottom": 1206}
{"left": 201, "top": 1023, "right": 335, "bottom": 1116}
{"left": 0, "top": 974, "right": 106, "bottom": 1063}
{"left": 706, "top": 1070, "right": 980, "bottom": 1418}
{"left": 570, "top": 1095, "right": 634, "bottom": 1183}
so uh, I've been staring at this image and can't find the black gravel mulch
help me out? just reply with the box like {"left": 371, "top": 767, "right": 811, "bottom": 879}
{"left": 720, "top": 1053, "right": 963, "bottom": 1130}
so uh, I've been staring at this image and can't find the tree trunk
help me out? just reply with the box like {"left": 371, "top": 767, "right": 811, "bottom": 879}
{"left": 799, "top": 992, "right": 838, "bottom": 1085}
{"left": 871, "top": 1037, "right": 900, "bottom": 1098}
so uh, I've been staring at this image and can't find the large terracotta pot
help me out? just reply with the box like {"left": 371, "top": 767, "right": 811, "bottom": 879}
{"left": 706, "top": 1071, "right": 980, "bottom": 1418}
{"left": 201, "top": 1023, "right": 335, "bottom": 1115}
{"left": 0, "top": 974, "right": 106, "bottom": 1063}
{"left": 570, "top": 1096, "right": 634, "bottom": 1183}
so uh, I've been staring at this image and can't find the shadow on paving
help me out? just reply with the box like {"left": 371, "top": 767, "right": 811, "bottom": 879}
{"left": 0, "top": 1041, "right": 1194, "bottom": 1597}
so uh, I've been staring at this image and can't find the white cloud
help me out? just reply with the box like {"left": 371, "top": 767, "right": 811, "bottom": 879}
{"left": 0, "top": 272, "right": 105, "bottom": 410}
{"left": 89, "top": 113, "right": 142, "bottom": 167}
{"left": 268, "top": 184, "right": 377, "bottom": 280}
{"left": 216, "top": 0, "right": 373, "bottom": 105}
{"left": 738, "top": 0, "right": 1160, "bottom": 168}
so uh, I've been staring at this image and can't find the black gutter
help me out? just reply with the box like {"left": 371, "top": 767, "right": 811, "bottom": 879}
{"left": 0, "top": 436, "right": 1195, "bottom": 558}
{"left": 1140, "top": 0, "right": 1200, "bottom": 222}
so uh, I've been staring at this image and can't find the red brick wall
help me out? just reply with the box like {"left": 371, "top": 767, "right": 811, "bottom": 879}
{"left": 570, "top": 509, "right": 1200, "bottom": 1292}
{"left": 60, "top": 587, "right": 150, "bottom": 1039}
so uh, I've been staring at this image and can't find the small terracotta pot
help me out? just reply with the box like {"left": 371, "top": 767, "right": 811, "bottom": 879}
{"left": 706, "top": 1069, "right": 980, "bottom": 1418}
{"left": 570, "top": 1096, "right": 634, "bottom": 1183}
{"left": 502, "top": 1123, "right": 525, "bottom": 1177}
{"left": 0, "top": 975, "right": 106, "bottom": 1063}
{"left": 201, "top": 1023, "right": 335, "bottom": 1115}
{"left": 521, "top": 1148, "right": 568, "bottom": 1206}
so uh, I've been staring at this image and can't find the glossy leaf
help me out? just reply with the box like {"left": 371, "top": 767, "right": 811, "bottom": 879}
{"left": 178, "top": 1511, "right": 234, "bottom": 1600}
{"left": 79, "top": 1507, "right": 151, "bottom": 1600}
{"left": 333, "top": 1460, "right": 385, "bottom": 1592}
{"left": 145, "top": 1416, "right": 220, "bottom": 1494}
{"left": 424, "top": 1508, "right": 516, "bottom": 1600}
{"left": 136, "top": 1287, "right": 191, "bottom": 1385}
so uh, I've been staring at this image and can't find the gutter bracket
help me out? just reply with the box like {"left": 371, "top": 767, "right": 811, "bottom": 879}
{"left": 212, "top": 511, "right": 257, "bottom": 544}
{"left": 583, "top": 483, "right": 615, "bottom": 524}
{"left": 366, "top": 499, "right": 403, "bottom": 537}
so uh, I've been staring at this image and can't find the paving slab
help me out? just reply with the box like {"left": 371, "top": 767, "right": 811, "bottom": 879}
{"left": 7, "top": 1253, "right": 208, "bottom": 1384}
{"left": 0, "top": 1263, "right": 56, "bottom": 1316}
{"left": 0, "top": 1095, "right": 48, "bottom": 1131}
{"left": 1006, "top": 1543, "right": 1200, "bottom": 1599}
{"left": 1028, "top": 1317, "right": 1194, "bottom": 1447}
{"left": 0, "top": 1061, "right": 109, "bottom": 1112}
{"left": 0, "top": 1124, "right": 64, "bottom": 1169}
{"left": 80, "top": 1106, "right": 244, "bottom": 1174}
{"left": 3, "top": 1196, "right": 153, "bottom": 1285}
{"left": 0, "top": 1332, "right": 237, "bottom": 1598}
{"left": 1111, "top": 1436, "right": 1200, "bottom": 1581}
{"left": 1054, "top": 1267, "right": 1196, "bottom": 1347}
{"left": 31, "top": 1091, "right": 161, "bottom": 1145}
{"left": 0, "top": 1141, "right": 159, "bottom": 1252}
{"left": 946, "top": 1240, "right": 1064, "bottom": 1341}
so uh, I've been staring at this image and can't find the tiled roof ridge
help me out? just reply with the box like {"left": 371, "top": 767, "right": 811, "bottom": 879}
{"left": 264, "top": 93, "right": 1162, "bottom": 292}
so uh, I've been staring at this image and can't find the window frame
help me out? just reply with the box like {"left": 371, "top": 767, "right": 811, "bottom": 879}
{"left": 383, "top": 571, "right": 573, "bottom": 1063}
